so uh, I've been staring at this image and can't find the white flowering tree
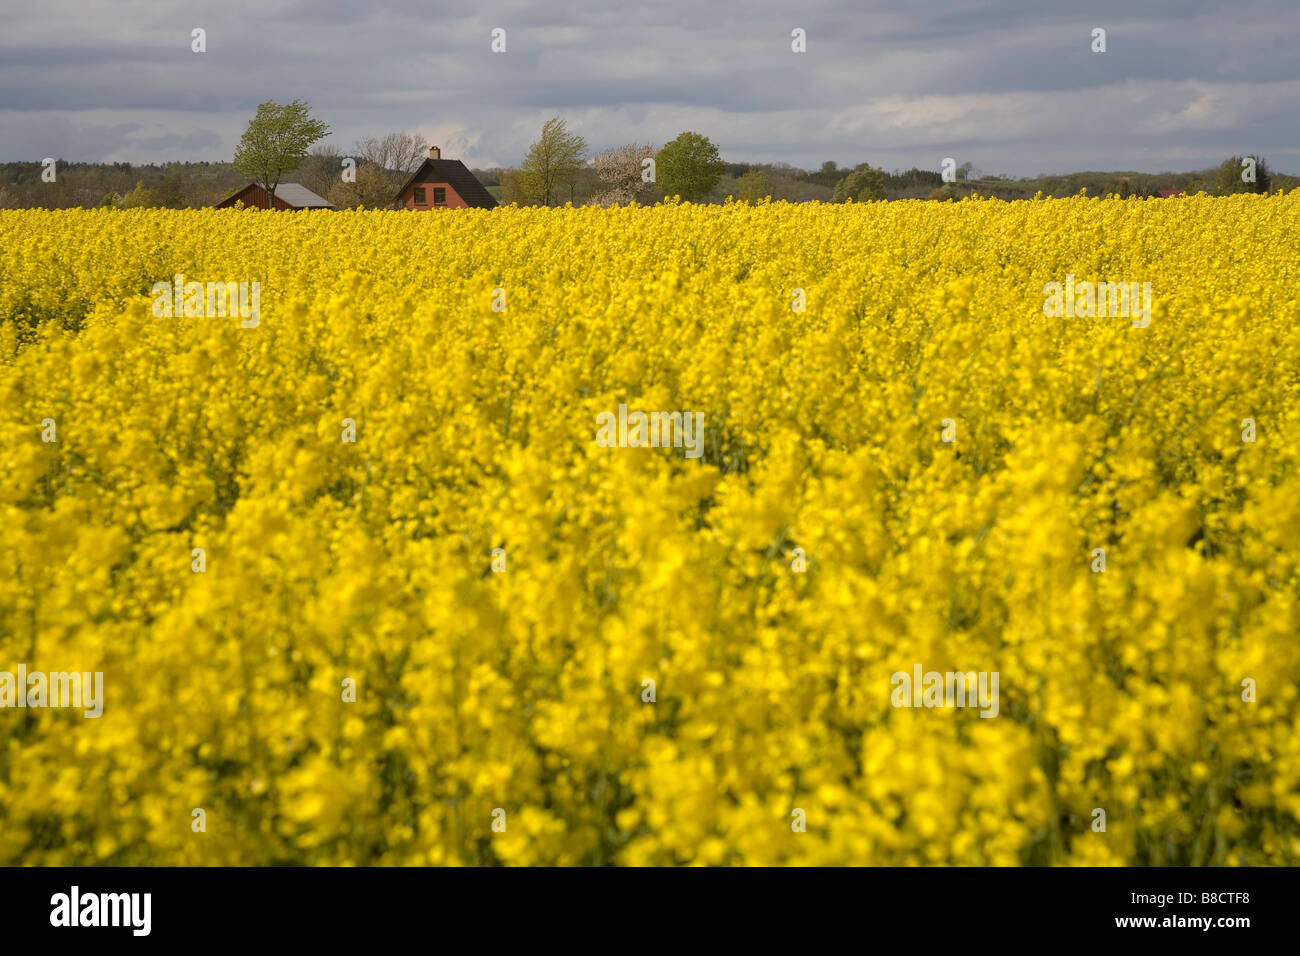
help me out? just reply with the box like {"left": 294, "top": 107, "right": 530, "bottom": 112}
{"left": 589, "top": 143, "right": 657, "bottom": 207}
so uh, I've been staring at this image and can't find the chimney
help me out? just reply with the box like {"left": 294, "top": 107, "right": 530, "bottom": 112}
{"left": 429, "top": 146, "right": 441, "bottom": 159}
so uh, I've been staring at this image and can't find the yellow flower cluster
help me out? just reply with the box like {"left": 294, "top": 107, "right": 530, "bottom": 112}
{"left": 1, "top": 194, "right": 1298, "bottom": 865}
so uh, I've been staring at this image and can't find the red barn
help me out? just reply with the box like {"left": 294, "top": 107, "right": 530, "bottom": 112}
{"left": 215, "top": 182, "right": 334, "bottom": 210}
{"left": 395, "top": 147, "right": 497, "bottom": 210}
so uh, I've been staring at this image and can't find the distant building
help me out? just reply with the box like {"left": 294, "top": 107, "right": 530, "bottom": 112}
{"left": 395, "top": 147, "right": 497, "bottom": 210}
{"left": 215, "top": 182, "right": 334, "bottom": 210}
{"left": 1156, "top": 189, "right": 1185, "bottom": 199}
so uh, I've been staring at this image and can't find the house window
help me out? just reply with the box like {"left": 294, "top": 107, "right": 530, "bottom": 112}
{"left": 413, "top": 187, "right": 426, "bottom": 205}
{"left": 433, "top": 187, "right": 447, "bottom": 205}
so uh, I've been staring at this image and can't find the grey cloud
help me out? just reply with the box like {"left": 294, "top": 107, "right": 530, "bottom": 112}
{"left": 0, "top": 0, "right": 1294, "bottom": 175}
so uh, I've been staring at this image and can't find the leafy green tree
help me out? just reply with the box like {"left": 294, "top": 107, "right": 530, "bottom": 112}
{"left": 326, "top": 162, "right": 396, "bottom": 209}
{"left": 499, "top": 168, "right": 526, "bottom": 205}
{"left": 233, "top": 100, "right": 331, "bottom": 206}
{"left": 116, "top": 181, "right": 160, "bottom": 208}
{"left": 519, "top": 118, "right": 588, "bottom": 206}
{"left": 657, "top": 132, "right": 726, "bottom": 202}
{"left": 1211, "top": 155, "right": 1271, "bottom": 195}
{"left": 832, "top": 165, "right": 886, "bottom": 202}
{"left": 885, "top": 167, "right": 944, "bottom": 193}
{"left": 736, "top": 170, "right": 772, "bottom": 203}
{"left": 152, "top": 164, "right": 188, "bottom": 208}
{"left": 801, "top": 161, "right": 843, "bottom": 188}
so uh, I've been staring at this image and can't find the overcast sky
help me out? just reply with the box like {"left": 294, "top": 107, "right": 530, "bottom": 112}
{"left": 2, "top": 0, "right": 1296, "bottom": 175}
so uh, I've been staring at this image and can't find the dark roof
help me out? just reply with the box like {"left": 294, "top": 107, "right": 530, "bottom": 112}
{"left": 215, "top": 182, "right": 334, "bottom": 209}
{"left": 396, "top": 159, "right": 498, "bottom": 208}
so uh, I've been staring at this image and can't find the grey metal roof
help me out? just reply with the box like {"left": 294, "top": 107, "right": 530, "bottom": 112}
{"left": 273, "top": 182, "right": 334, "bottom": 208}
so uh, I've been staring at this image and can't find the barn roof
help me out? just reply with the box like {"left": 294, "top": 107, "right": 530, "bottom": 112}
{"left": 215, "top": 182, "right": 334, "bottom": 209}
{"left": 271, "top": 183, "right": 334, "bottom": 208}
{"left": 396, "top": 159, "right": 498, "bottom": 208}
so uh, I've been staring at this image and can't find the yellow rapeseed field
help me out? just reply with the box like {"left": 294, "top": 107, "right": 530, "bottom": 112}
{"left": 1, "top": 194, "right": 1298, "bottom": 866}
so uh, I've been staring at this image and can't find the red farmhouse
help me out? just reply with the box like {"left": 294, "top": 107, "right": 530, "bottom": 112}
{"left": 395, "top": 147, "right": 497, "bottom": 210}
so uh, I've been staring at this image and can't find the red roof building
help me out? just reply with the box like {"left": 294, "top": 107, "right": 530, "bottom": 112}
{"left": 215, "top": 182, "right": 334, "bottom": 210}
{"left": 395, "top": 147, "right": 497, "bottom": 210}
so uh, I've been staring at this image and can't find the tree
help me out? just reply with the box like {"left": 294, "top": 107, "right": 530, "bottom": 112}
{"left": 1211, "top": 155, "right": 1271, "bottom": 195}
{"left": 150, "top": 164, "right": 188, "bottom": 208}
{"left": 657, "top": 131, "right": 725, "bottom": 202}
{"left": 884, "top": 167, "right": 944, "bottom": 194}
{"left": 589, "top": 142, "right": 656, "bottom": 206}
{"left": 294, "top": 143, "right": 344, "bottom": 202}
{"left": 232, "top": 100, "right": 331, "bottom": 206}
{"left": 326, "top": 163, "right": 396, "bottom": 209}
{"left": 800, "top": 160, "right": 842, "bottom": 187}
{"left": 499, "top": 168, "right": 527, "bottom": 205}
{"left": 832, "top": 165, "right": 886, "bottom": 202}
{"left": 519, "top": 118, "right": 588, "bottom": 206}
{"left": 354, "top": 132, "right": 429, "bottom": 173}
{"left": 736, "top": 170, "right": 772, "bottom": 203}
{"left": 116, "top": 181, "right": 161, "bottom": 208}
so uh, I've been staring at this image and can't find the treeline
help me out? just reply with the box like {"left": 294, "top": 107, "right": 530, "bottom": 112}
{"left": 11, "top": 100, "right": 1289, "bottom": 212}
{"left": 0, "top": 161, "right": 247, "bottom": 209}
{"left": 684, "top": 156, "right": 1294, "bottom": 203}
{"left": 0, "top": 131, "right": 434, "bottom": 210}
{"left": 935, "top": 157, "right": 1296, "bottom": 201}
{"left": 2, "top": 145, "right": 1293, "bottom": 210}
{"left": 482, "top": 121, "right": 949, "bottom": 205}
{"left": 468, "top": 118, "right": 1294, "bottom": 206}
